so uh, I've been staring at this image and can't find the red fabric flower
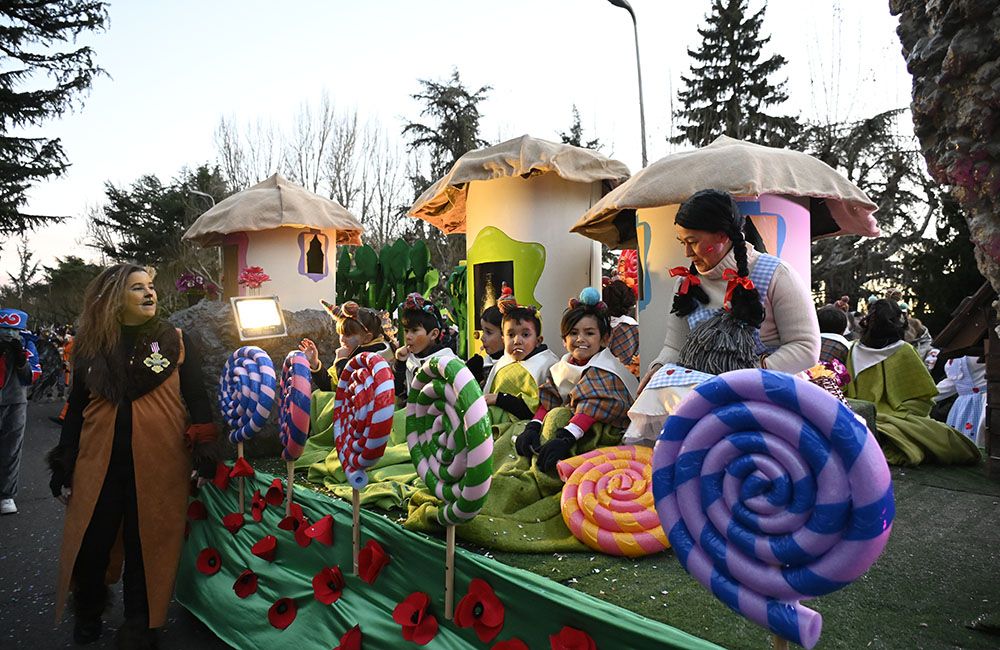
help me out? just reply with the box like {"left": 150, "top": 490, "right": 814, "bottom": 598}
{"left": 454, "top": 578, "right": 505, "bottom": 642}
{"left": 392, "top": 592, "right": 438, "bottom": 645}
{"left": 549, "top": 626, "right": 597, "bottom": 650}
{"left": 267, "top": 597, "right": 297, "bottom": 630}
{"left": 334, "top": 625, "right": 362, "bottom": 650}
{"left": 304, "top": 514, "right": 334, "bottom": 546}
{"left": 229, "top": 456, "right": 255, "bottom": 478}
{"left": 233, "top": 569, "right": 258, "bottom": 598}
{"left": 222, "top": 512, "right": 245, "bottom": 535}
{"left": 212, "top": 462, "right": 231, "bottom": 490}
{"left": 265, "top": 478, "right": 284, "bottom": 506}
{"left": 492, "top": 640, "right": 529, "bottom": 650}
{"left": 278, "top": 512, "right": 312, "bottom": 548}
{"left": 312, "top": 566, "right": 345, "bottom": 605}
{"left": 196, "top": 547, "right": 222, "bottom": 576}
{"left": 251, "top": 535, "right": 277, "bottom": 562}
{"left": 357, "top": 539, "right": 390, "bottom": 585}
{"left": 251, "top": 490, "right": 266, "bottom": 523}
{"left": 187, "top": 500, "right": 207, "bottom": 521}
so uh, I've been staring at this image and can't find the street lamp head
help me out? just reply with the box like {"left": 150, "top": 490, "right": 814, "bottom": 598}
{"left": 607, "top": 0, "right": 636, "bottom": 20}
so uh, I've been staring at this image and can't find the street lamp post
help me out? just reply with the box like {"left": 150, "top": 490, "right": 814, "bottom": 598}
{"left": 607, "top": 0, "right": 648, "bottom": 167}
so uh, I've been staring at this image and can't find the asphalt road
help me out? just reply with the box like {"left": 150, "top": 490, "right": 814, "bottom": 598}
{"left": 0, "top": 400, "right": 232, "bottom": 649}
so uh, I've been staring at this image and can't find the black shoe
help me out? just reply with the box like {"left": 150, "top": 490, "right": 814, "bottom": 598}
{"left": 116, "top": 619, "right": 159, "bottom": 650}
{"left": 49, "top": 416, "right": 64, "bottom": 426}
{"left": 73, "top": 617, "right": 102, "bottom": 645}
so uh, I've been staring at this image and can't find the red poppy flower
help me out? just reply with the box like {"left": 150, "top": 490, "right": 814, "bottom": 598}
{"left": 304, "top": 514, "right": 334, "bottom": 546}
{"left": 392, "top": 592, "right": 438, "bottom": 645}
{"left": 277, "top": 512, "right": 312, "bottom": 548}
{"left": 233, "top": 569, "right": 258, "bottom": 598}
{"left": 187, "top": 500, "right": 207, "bottom": 521}
{"left": 196, "top": 547, "right": 222, "bottom": 576}
{"left": 251, "top": 490, "right": 266, "bottom": 523}
{"left": 212, "top": 462, "right": 231, "bottom": 490}
{"left": 251, "top": 535, "right": 277, "bottom": 562}
{"left": 334, "top": 625, "right": 362, "bottom": 650}
{"left": 229, "top": 456, "right": 255, "bottom": 478}
{"left": 222, "top": 512, "right": 245, "bottom": 535}
{"left": 549, "top": 626, "right": 597, "bottom": 650}
{"left": 455, "top": 579, "right": 505, "bottom": 642}
{"left": 267, "top": 597, "right": 297, "bottom": 630}
{"left": 265, "top": 478, "right": 284, "bottom": 506}
{"left": 357, "top": 539, "right": 390, "bottom": 585}
{"left": 492, "top": 640, "right": 529, "bottom": 650}
{"left": 312, "top": 566, "right": 345, "bottom": 605}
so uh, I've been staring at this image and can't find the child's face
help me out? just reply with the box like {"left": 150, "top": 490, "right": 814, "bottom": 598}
{"left": 480, "top": 320, "right": 503, "bottom": 356}
{"left": 564, "top": 315, "right": 607, "bottom": 364}
{"left": 337, "top": 322, "right": 373, "bottom": 351}
{"left": 503, "top": 318, "right": 539, "bottom": 362}
{"left": 404, "top": 325, "right": 438, "bottom": 355}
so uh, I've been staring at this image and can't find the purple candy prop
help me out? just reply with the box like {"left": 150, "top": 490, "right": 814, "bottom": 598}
{"left": 652, "top": 369, "right": 894, "bottom": 649}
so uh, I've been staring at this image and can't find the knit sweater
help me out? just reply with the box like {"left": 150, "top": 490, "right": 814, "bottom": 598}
{"left": 651, "top": 247, "right": 819, "bottom": 374}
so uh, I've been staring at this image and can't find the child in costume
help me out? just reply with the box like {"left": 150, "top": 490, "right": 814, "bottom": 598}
{"left": 466, "top": 288, "right": 505, "bottom": 385}
{"left": 817, "top": 304, "right": 851, "bottom": 365}
{"left": 515, "top": 288, "right": 638, "bottom": 471}
{"left": 603, "top": 279, "right": 639, "bottom": 375}
{"left": 0, "top": 308, "right": 41, "bottom": 515}
{"left": 482, "top": 286, "right": 558, "bottom": 423}
{"left": 394, "top": 292, "right": 456, "bottom": 399}
{"left": 934, "top": 356, "right": 987, "bottom": 447}
{"left": 299, "top": 300, "right": 397, "bottom": 391}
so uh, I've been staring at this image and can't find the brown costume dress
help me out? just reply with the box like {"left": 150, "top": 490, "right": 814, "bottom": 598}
{"left": 54, "top": 328, "right": 196, "bottom": 628}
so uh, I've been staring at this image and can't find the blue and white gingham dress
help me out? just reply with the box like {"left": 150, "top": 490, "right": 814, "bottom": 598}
{"left": 940, "top": 356, "right": 986, "bottom": 446}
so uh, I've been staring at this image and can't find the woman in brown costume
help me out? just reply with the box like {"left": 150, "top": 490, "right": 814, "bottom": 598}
{"left": 47, "top": 264, "right": 217, "bottom": 648}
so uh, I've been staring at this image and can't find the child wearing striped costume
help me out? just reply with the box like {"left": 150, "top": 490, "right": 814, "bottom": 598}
{"left": 515, "top": 288, "right": 638, "bottom": 471}
{"left": 299, "top": 300, "right": 396, "bottom": 391}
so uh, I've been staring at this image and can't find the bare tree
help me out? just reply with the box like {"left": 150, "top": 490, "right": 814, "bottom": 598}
{"left": 215, "top": 116, "right": 278, "bottom": 191}
{"left": 356, "top": 124, "right": 407, "bottom": 250}
{"left": 6, "top": 234, "right": 40, "bottom": 300}
{"left": 282, "top": 93, "right": 337, "bottom": 193}
{"left": 326, "top": 109, "right": 361, "bottom": 209}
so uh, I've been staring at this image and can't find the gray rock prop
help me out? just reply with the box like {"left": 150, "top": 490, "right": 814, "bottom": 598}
{"left": 169, "top": 300, "right": 339, "bottom": 459}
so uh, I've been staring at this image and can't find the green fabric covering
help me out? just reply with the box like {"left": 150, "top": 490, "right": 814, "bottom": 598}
{"left": 299, "top": 393, "right": 423, "bottom": 510}
{"left": 405, "top": 407, "right": 627, "bottom": 552}
{"left": 175, "top": 472, "right": 721, "bottom": 650}
{"left": 845, "top": 344, "right": 981, "bottom": 466}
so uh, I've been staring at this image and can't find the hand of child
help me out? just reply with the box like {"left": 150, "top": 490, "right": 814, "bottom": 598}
{"left": 395, "top": 346, "right": 410, "bottom": 362}
{"left": 637, "top": 363, "right": 663, "bottom": 394}
{"left": 536, "top": 429, "right": 576, "bottom": 472}
{"left": 484, "top": 393, "right": 498, "bottom": 406}
{"left": 514, "top": 420, "right": 542, "bottom": 457}
{"left": 298, "top": 338, "right": 320, "bottom": 370}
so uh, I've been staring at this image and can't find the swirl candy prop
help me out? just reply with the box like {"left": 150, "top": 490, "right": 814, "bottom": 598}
{"left": 652, "top": 369, "right": 894, "bottom": 649}
{"left": 219, "top": 346, "right": 277, "bottom": 444}
{"left": 279, "top": 351, "right": 312, "bottom": 462}
{"left": 333, "top": 352, "right": 396, "bottom": 489}
{"left": 406, "top": 355, "right": 493, "bottom": 526}
{"left": 556, "top": 446, "right": 669, "bottom": 558}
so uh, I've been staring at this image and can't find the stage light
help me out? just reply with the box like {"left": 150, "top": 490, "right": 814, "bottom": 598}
{"left": 230, "top": 296, "right": 288, "bottom": 341}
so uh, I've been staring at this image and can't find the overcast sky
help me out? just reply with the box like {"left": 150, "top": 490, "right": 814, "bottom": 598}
{"left": 1, "top": 0, "right": 912, "bottom": 284}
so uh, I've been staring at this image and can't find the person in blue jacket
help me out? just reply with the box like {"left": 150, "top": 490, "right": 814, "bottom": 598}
{"left": 0, "top": 308, "right": 42, "bottom": 515}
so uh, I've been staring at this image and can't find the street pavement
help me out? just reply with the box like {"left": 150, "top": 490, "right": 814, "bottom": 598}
{"left": 0, "top": 401, "right": 232, "bottom": 649}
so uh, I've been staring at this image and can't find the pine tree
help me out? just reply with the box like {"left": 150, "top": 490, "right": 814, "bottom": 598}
{"left": 559, "top": 105, "right": 602, "bottom": 150}
{"left": 671, "top": 0, "right": 797, "bottom": 148}
{"left": 0, "top": 1, "right": 108, "bottom": 235}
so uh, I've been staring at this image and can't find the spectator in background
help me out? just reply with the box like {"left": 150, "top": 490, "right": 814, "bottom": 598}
{"left": 0, "top": 308, "right": 41, "bottom": 516}
{"left": 900, "top": 302, "right": 934, "bottom": 362}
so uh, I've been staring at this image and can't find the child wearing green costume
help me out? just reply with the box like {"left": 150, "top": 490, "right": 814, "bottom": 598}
{"left": 482, "top": 285, "right": 558, "bottom": 423}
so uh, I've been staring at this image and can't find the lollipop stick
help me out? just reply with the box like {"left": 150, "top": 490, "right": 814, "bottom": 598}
{"left": 444, "top": 525, "right": 456, "bottom": 620}
{"left": 237, "top": 441, "right": 245, "bottom": 514}
{"left": 772, "top": 634, "right": 789, "bottom": 650}
{"left": 352, "top": 488, "right": 361, "bottom": 574}
{"left": 285, "top": 460, "right": 294, "bottom": 517}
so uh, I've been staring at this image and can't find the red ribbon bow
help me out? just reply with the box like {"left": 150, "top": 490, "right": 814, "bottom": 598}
{"left": 669, "top": 267, "right": 701, "bottom": 295}
{"left": 722, "top": 269, "right": 755, "bottom": 308}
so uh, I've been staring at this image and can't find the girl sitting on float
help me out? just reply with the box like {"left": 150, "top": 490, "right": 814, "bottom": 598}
{"left": 298, "top": 300, "right": 396, "bottom": 390}
{"left": 515, "top": 288, "right": 638, "bottom": 471}
{"left": 482, "top": 285, "right": 558, "bottom": 424}
{"left": 466, "top": 293, "right": 505, "bottom": 386}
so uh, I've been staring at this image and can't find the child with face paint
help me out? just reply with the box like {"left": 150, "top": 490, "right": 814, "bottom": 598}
{"left": 481, "top": 286, "right": 558, "bottom": 424}
{"left": 299, "top": 300, "right": 397, "bottom": 391}
{"left": 514, "top": 288, "right": 638, "bottom": 472}
{"left": 393, "top": 293, "right": 456, "bottom": 399}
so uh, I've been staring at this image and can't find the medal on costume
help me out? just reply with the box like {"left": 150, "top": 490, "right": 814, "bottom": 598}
{"left": 144, "top": 341, "right": 170, "bottom": 374}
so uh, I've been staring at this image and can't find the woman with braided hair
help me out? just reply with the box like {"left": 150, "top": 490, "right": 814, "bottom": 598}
{"left": 625, "top": 189, "right": 819, "bottom": 445}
